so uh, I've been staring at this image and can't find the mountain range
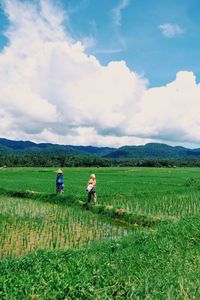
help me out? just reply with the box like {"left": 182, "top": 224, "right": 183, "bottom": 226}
{"left": 0, "top": 137, "right": 200, "bottom": 159}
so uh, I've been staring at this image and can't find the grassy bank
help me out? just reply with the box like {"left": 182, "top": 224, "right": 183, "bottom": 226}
{"left": 0, "top": 216, "right": 199, "bottom": 299}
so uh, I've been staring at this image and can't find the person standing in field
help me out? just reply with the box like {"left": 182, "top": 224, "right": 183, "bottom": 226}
{"left": 56, "top": 169, "right": 64, "bottom": 193}
{"left": 86, "top": 174, "right": 97, "bottom": 205}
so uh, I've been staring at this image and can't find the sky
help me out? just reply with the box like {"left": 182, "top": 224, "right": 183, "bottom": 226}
{"left": 0, "top": 0, "right": 200, "bottom": 148}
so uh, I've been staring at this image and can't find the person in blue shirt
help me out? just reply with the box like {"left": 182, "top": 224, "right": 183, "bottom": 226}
{"left": 56, "top": 169, "right": 64, "bottom": 193}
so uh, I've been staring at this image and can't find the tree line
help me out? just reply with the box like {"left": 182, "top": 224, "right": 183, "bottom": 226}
{"left": 1, "top": 154, "right": 200, "bottom": 167}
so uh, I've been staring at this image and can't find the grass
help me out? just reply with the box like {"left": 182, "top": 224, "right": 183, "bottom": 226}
{"left": 0, "top": 166, "right": 200, "bottom": 217}
{"left": 79, "top": 200, "right": 161, "bottom": 227}
{"left": 0, "top": 217, "right": 199, "bottom": 299}
{"left": 0, "top": 167, "right": 200, "bottom": 299}
{"left": 0, "top": 195, "right": 131, "bottom": 259}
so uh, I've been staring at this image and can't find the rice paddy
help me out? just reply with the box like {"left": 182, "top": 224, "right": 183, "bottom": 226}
{"left": 0, "top": 196, "right": 130, "bottom": 258}
{"left": 0, "top": 167, "right": 199, "bottom": 299}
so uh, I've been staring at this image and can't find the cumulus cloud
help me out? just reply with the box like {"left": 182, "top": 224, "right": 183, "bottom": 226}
{"left": 159, "top": 23, "right": 183, "bottom": 38}
{"left": 0, "top": 0, "right": 147, "bottom": 146}
{"left": 0, "top": 0, "right": 200, "bottom": 147}
{"left": 126, "top": 71, "right": 200, "bottom": 145}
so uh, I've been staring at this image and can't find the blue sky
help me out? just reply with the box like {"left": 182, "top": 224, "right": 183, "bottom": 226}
{"left": 0, "top": 3, "right": 9, "bottom": 48}
{"left": 1, "top": 0, "right": 200, "bottom": 86}
{"left": 0, "top": 0, "right": 200, "bottom": 147}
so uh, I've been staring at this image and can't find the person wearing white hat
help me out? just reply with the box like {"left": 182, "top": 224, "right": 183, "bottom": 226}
{"left": 86, "top": 174, "right": 97, "bottom": 205}
{"left": 56, "top": 169, "right": 64, "bottom": 193}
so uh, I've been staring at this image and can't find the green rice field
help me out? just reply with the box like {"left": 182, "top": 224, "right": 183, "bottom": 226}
{"left": 0, "top": 195, "right": 130, "bottom": 259}
{"left": 0, "top": 167, "right": 200, "bottom": 299}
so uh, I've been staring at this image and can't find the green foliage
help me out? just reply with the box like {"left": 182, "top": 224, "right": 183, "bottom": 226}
{"left": 1, "top": 154, "right": 200, "bottom": 167}
{"left": 0, "top": 217, "right": 199, "bottom": 299}
{"left": 80, "top": 201, "right": 160, "bottom": 227}
{"left": 0, "top": 167, "right": 200, "bottom": 217}
{"left": 0, "top": 167, "right": 199, "bottom": 299}
{"left": 0, "top": 137, "right": 114, "bottom": 157}
{"left": 1, "top": 138, "right": 200, "bottom": 160}
{"left": 0, "top": 195, "right": 130, "bottom": 258}
{"left": 185, "top": 177, "right": 200, "bottom": 189}
{"left": 105, "top": 143, "right": 200, "bottom": 159}
{"left": 1, "top": 138, "right": 200, "bottom": 167}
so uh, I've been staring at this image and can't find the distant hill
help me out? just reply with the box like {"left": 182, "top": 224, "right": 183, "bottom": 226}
{"left": 0, "top": 138, "right": 114, "bottom": 157}
{"left": 0, "top": 138, "right": 200, "bottom": 159}
{"left": 104, "top": 143, "right": 200, "bottom": 159}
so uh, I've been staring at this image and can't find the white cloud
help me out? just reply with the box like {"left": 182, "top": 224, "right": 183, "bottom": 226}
{"left": 112, "top": 0, "right": 129, "bottom": 27}
{"left": 0, "top": 0, "right": 146, "bottom": 146}
{"left": 159, "top": 23, "right": 183, "bottom": 38}
{"left": 81, "top": 36, "right": 96, "bottom": 49}
{"left": 92, "top": 48, "right": 123, "bottom": 55}
{"left": 0, "top": 0, "right": 200, "bottom": 148}
{"left": 126, "top": 71, "right": 200, "bottom": 146}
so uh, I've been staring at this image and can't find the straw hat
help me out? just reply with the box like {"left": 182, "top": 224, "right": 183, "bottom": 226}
{"left": 56, "top": 168, "right": 63, "bottom": 174}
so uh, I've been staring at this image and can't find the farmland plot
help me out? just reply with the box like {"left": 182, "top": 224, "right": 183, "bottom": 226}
{"left": 0, "top": 196, "right": 130, "bottom": 258}
{"left": 1, "top": 167, "right": 199, "bottom": 218}
{"left": 0, "top": 167, "right": 199, "bottom": 299}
